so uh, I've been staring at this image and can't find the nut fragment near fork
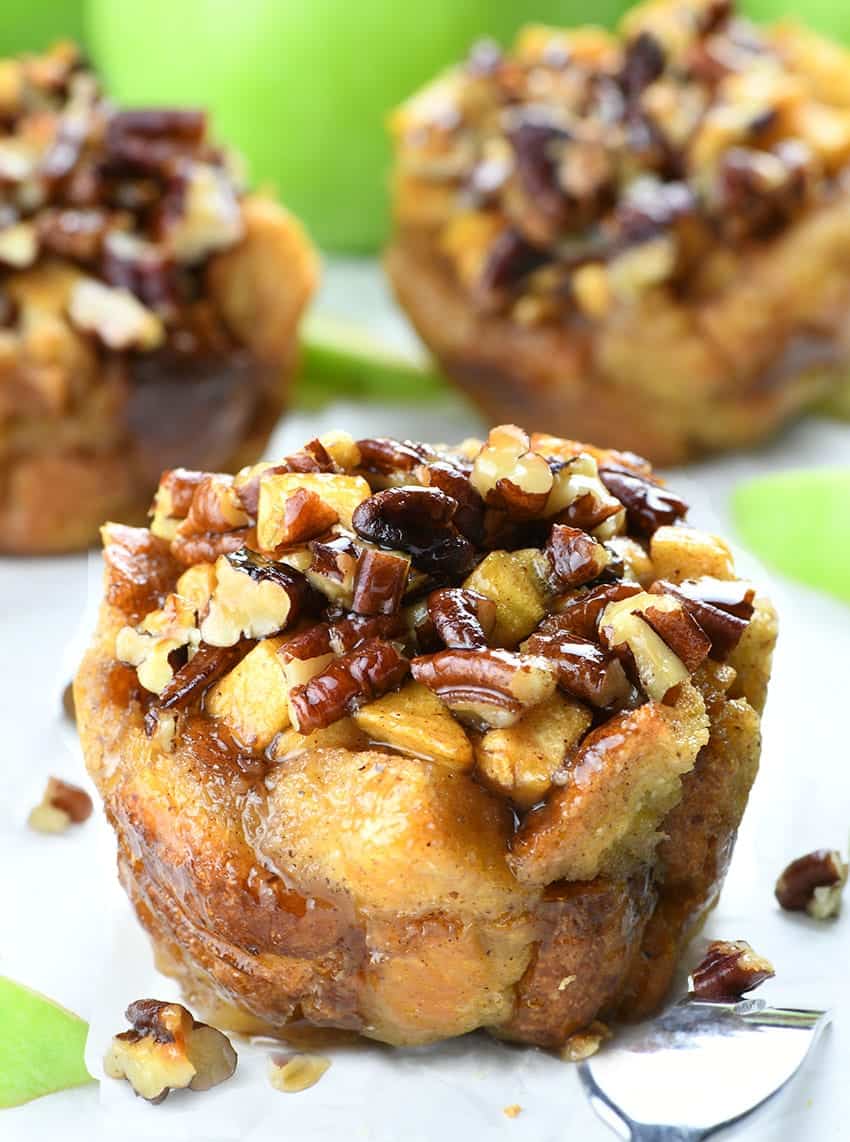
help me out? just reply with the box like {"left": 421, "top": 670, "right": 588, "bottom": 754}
{"left": 579, "top": 996, "right": 830, "bottom": 1140}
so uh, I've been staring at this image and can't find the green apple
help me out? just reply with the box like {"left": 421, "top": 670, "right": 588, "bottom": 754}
{"left": 732, "top": 469, "right": 850, "bottom": 604}
{"left": 86, "top": 0, "right": 630, "bottom": 253}
{"left": 0, "top": 977, "right": 92, "bottom": 1108}
{"left": 741, "top": 0, "right": 850, "bottom": 41}
{"left": 0, "top": 0, "right": 85, "bottom": 55}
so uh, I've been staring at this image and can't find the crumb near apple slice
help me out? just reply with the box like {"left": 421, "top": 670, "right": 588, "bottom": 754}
{"left": 0, "top": 977, "right": 93, "bottom": 1107}
{"left": 732, "top": 468, "right": 850, "bottom": 605}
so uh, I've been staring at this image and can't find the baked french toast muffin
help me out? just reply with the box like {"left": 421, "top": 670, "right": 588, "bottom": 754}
{"left": 388, "top": 0, "right": 850, "bottom": 464}
{"left": 76, "top": 425, "right": 776, "bottom": 1048}
{"left": 0, "top": 44, "right": 316, "bottom": 553}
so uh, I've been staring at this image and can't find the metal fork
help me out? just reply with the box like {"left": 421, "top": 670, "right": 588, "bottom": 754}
{"left": 578, "top": 997, "right": 830, "bottom": 1141}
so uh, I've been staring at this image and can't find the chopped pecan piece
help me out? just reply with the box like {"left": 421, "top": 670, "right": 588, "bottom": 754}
{"left": 351, "top": 548, "right": 411, "bottom": 615}
{"left": 267, "top": 1052, "right": 331, "bottom": 1093}
{"left": 470, "top": 425, "right": 553, "bottom": 517}
{"left": 151, "top": 641, "right": 246, "bottom": 716}
{"left": 261, "top": 486, "right": 339, "bottom": 549}
{"left": 199, "top": 550, "right": 313, "bottom": 647}
{"left": 305, "top": 534, "right": 358, "bottom": 606}
{"left": 283, "top": 438, "right": 337, "bottom": 474}
{"left": 149, "top": 468, "right": 207, "bottom": 538}
{"left": 410, "top": 648, "right": 556, "bottom": 728}
{"left": 352, "top": 486, "right": 474, "bottom": 577}
{"left": 640, "top": 597, "right": 712, "bottom": 673}
{"left": 690, "top": 940, "right": 775, "bottom": 1001}
{"left": 415, "top": 460, "right": 485, "bottom": 545}
{"left": 177, "top": 475, "right": 250, "bottom": 538}
{"left": 522, "top": 617, "right": 632, "bottom": 708}
{"left": 356, "top": 437, "right": 431, "bottom": 474}
{"left": 545, "top": 524, "right": 610, "bottom": 589}
{"left": 553, "top": 582, "right": 642, "bottom": 639}
{"left": 427, "top": 587, "right": 497, "bottom": 649}
{"left": 598, "top": 467, "right": 688, "bottom": 536}
{"left": 68, "top": 277, "right": 164, "bottom": 351}
{"left": 28, "top": 777, "right": 93, "bottom": 834}
{"left": 650, "top": 576, "right": 754, "bottom": 659}
{"left": 775, "top": 849, "right": 848, "bottom": 920}
{"left": 289, "top": 639, "right": 409, "bottom": 733}
{"left": 104, "top": 999, "right": 236, "bottom": 1104}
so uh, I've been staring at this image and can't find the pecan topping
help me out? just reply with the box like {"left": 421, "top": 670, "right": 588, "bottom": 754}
{"left": 283, "top": 438, "right": 337, "bottom": 474}
{"left": 260, "top": 487, "right": 339, "bottom": 549}
{"left": 289, "top": 639, "right": 409, "bottom": 733}
{"left": 352, "top": 486, "right": 474, "bottom": 576}
{"left": 553, "top": 582, "right": 642, "bottom": 639}
{"left": 775, "top": 849, "right": 848, "bottom": 920}
{"left": 356, "top": 437, "right": 430, "bottom": 474}
{"left": 415, "top": 460, "right": 485, "bottom": 544}
{"left": 411, "top": 648, "right": 556, "bottom": 728}
{"left": 522, "top": 617, "right": 632, "bottom": 708}
{"left": 690, "top": 940, "right": 775, "bottom": 1001}
{"left": 598, "top": 468, "right": 688, "bottom": 535}
{"left": 305, "top": 534, "right": 358, "bottom": 606}
{"left": 427, "top": 587, "right": 497, "bottom": 649}
{"left": 351, "top": 548, "right": 411, "bottom": 616}
{"left": 152, "top": 641, "right": 245, "bottom": 715}
{"left": 470, "top": 425, "right": 553, "bottom": 518}
{"left": 650, "top": 576, "right": 754, "bottom": 659}
{"left": 640, "top": 599, "right": 712, "bottom": 673}
{"left": 545, "top": 524, "right": 610, "bottom": 589}
{"left": 104, "top": 999, "right": 237, "bottom": 1104}
{"left": 200, "top": 550, "right": 314, "bottom": 647}
{"left": 28, "top": 776, "right": 93, "bottom": 834}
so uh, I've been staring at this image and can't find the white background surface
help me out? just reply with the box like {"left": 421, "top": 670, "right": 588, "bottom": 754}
{"left": 1, "top": 260, "right": 849, "bottom": 1141}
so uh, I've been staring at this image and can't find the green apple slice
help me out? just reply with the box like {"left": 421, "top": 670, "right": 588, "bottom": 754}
{"left": 732, "top": 468, "right": 850, "bottom": 604}
{"left": 297, "top": 315, "right": 448, "bottom": 408}
{"left": 0, "top": 977, "right": 93, "bottom": 1108}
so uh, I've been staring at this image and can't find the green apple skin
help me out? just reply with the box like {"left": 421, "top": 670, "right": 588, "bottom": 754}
{"left": 86, "top": 0, "right": 629, "bottom": 252}
{"left": 0, "top": 0, "right": 85, "bottom": 55}
{"left": 0, "top": 977, "right": 92, "bottom": 1108}
{"left": 741, "top": 0, "right": 850, "bottom": 41}
{"left": 732, "top": 468, "right": 850, "bottom": 605}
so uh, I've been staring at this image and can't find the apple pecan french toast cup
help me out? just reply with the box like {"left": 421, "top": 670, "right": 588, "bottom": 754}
{"left": 0, "top": 44, "right": 316, "bottom": 554}
{"left": 387, "top": 0, "right": 850, "bottom": 465}
{"left": 76, "top": 425, "right": 776, "bottom": 1049}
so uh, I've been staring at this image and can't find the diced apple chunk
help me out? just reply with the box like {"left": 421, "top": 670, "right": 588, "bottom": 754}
{"left": 475, "top": 693, "right": 592, "bottom": 808}
{"left": 257, "top": 472, "right": 371, "bottom": 550}
{"left": 273, "top": 717, "right": 368, "bottom": 760}
{"left": 463, "top": 551, "right": 545, "bottom": 648}
{"left": 353, "top": 681, "right": 473, "bottom": 771}
{"left": 206, "top": 635, "right": 289, "bottom": 748}
{"left": 649, "top": 526, "right": 734, "bottom": 583}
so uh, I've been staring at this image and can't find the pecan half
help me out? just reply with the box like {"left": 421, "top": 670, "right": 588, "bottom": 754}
{"left": 598, "top": 467, "right": 688, "bottom": 536}
{"left": 690, "top": 940, "right": 774, "bottom": 1001}
{"left": 522, "top": 617, "right": 631, "bottom": 708}
{"left": 351, "top": 548, "right": 411, "bottom": 616}
{"left": 545, "top": 524, "right": 609, "bottom": 589}
{"left": 352, "top": 486, "right": 474, "bottom": 577}
{"left": 410, "top": 648, "right": 556, "bottom": 728}
{"left": 650, "top": 577, "right": 754, "bottom": 659}
{"left": 775, "top": 849, "right": 848, "bottom": 920}
{"left": 427, "top": 587, "right": 497, "bottom": 649}
{"left": 289, "top": 639, "right": 409, "bottom": 733}
{"left": 104, "top": 999, "right": 236, "bottom": 1104}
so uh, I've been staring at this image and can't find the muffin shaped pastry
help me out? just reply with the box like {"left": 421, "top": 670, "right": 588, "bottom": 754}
{"left": 0, "top": 44, "right": 316, "bottom": 553}
{"left": 76, "top": 425, "right": 777, "bottom": 1049}
{"left": 388, "top": 0, "right": 850, "bottom": 465}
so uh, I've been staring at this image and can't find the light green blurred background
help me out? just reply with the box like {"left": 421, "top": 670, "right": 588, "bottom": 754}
{"left": 3, "top": 1, "right": 848, "bottom": 252}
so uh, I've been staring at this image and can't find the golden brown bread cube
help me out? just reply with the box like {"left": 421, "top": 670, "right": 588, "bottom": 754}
{"left": 76, "top": 425, "right": 776, "bottom": 1049}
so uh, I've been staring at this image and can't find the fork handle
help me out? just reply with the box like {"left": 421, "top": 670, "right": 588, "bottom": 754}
{"left": 629, "top": 1128, "right": 708, "bottom": 1141}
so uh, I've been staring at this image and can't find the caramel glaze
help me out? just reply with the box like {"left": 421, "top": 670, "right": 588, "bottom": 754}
{"left": 75, "top": 529, "right": 768, "bottom": 1048}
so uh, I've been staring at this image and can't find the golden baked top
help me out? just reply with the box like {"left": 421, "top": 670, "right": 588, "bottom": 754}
{"left": 391, "top": 0, "right": 850, "bottom": 322}
{"left": 0, "top": 42, "right": 247, "bottom": 354}
{"left": 107, "top": 425, "right": 758, "bottom": 839}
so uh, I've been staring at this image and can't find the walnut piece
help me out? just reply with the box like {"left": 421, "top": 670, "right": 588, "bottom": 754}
{"left": 199, "top": 551, "right": 311, "bottom": 647}
{"left": 116, "top": 592, "right": 200, "bottom": 695}
{"left": 267, "top": 1053, "right": 330, "bottom": 1093}
{"left": 104, "top": 1000, "right": 237, "bottom": 1103}
{"left": 775, "top": 849, "right": 848, "bottom": 920}
{"left": 470, "top": 424, "right": 553, "bottom": 516}
{"left": 690, "top": 940, "right": 775, "bottom": 1001}
{"left": 28, "top": 776, "right": 93, "bottom": 834}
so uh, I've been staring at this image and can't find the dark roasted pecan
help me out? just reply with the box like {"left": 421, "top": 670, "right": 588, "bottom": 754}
{"left": 479, "top": 228, "right": 550, "bottom": 297}
{"left": 522, "top": 616, "right": 632, "bottom": 708}
{"left": 411, "top": 648, "right": 555, "bottom": 728}
{"left": 154, "top": 468, "right": 207, "bottom": 520}
{"left": 105, "top": 109, "right": 207, "bottom": 174}
{"left": 775, "top": 849, "right": 848, "bottom": 920}
{"left": 650, "top": 577, "right": 754, "bottom": 659}
{"left": 37, "top": 207, "right": 111, "bottom": 263}
{"left": 351, "top": 548, "right": 411, "bottom": 616}
{"left": 283, "top": 438, "right": 336, "bottom": 474}
{"left": 553, "top": 582, "right": 642, "bottom": 640}
{"left": 44, "top": 777, "right": 93, "bottom": 824}
{"left": 640, "top": 601, "right": 712, "bottom": 672}
{"left": 153, "top": 642, "right": 245, "bottom": 714}
{"left": 101, "top": 231, "right": 181, "bottom": 313}
{"left": 415, "top": 460, "right": 485, "bottom": 544}
{"left": 357, "top": 437, "right": 430, "bottom": 475}
{"left": 289, "top": 639, "right": 409, "bottom": 733}
{"left": 545, "top": 524, "right": 609, "bottom": 589}
{"left": 352, "top": 486, "right": 474, "bottom": 577}
{"left": 508, "top": 114, "right": 571, "bottom": 239}
{"left": 306, "top": 534, "right": 358, "bottom": 604}
{"left": 621, "top": 32, "right": 666, "bottom": 100}
{"left": 427, "top": 587, "right": 497, "bottom": 649}
{"left": 717, "top": 144, "right": 812, "bottom": 240}
{"left": 598, "top": 467, "right": 688, "bottom": 535}
{"left": 690, "top": 940, "right": 774, "bottom": 1001}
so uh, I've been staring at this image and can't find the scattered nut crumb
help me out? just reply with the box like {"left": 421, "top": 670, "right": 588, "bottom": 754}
{"left": 267, "top": 1052, "right": 331, "bottom": 1093}
{"left": 28, "top": 777, "right": 92, "bottom": 834}
{"left": 557, "top": 975, "right": 576, "bottom": 991}
{"left": 62, "top": 682, "right": 76, "bottom": 722}
{"left": 690, "top": 939, "right": 775, "bottom": 1001}
{"left": 775, "top": 849, "right": 848, "bottom": 920}
{"left": 104, "top": 999, "right": 237, "bottom": 1103}
{"left": 503, "top": 1104, "right": 523, "bottom": 1118}
{"left": 560, "top": 1020, "right": 612, "bottom": 1062}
